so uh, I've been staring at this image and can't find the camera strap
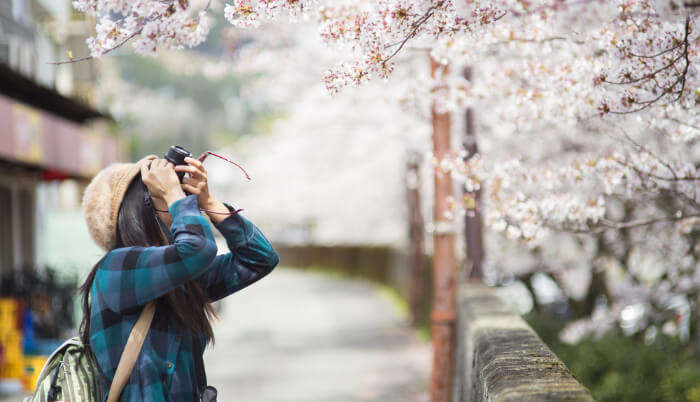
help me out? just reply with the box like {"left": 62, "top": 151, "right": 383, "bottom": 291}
{"left": 143, "top": 182, "right": 175, "bottom": 243}
{"left": 194, "top": 337, "right": 218, "bottom": 401}
{"left": 193, "top": 337, "right": 207, "bottom": 391}
{"left": 156, "top": 214, "right": 175, "bottom": 243}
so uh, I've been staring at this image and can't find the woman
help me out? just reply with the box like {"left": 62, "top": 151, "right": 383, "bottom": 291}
{"left": 79, "top": 154, "right": 279, "bottom": 401}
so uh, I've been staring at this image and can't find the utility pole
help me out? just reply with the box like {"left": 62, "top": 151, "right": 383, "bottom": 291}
{"left": 406, "top": 151, "right": 425, "bottom": 326}
{"left": 429, "top": 57, "right": 456, "bottom": 402}
{"left": 461, "top": 67, "right": 485, "bottom": 281}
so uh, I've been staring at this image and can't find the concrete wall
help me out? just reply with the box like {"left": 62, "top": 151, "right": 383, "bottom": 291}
{"left": 455, "top": 283, "right": 594, "bottom": 402}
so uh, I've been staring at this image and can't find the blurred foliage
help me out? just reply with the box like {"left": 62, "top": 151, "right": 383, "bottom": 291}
{"left": 117, "top": 54, "right": 243, "bottom": 112}
{"left": 115, "top": 53, "right": 265, "bottom": 156}
{"left": 527, "top": 313, "right": 700, "bottom": 402}
{"left": 105, "top": 12, "right": 277, "bottom": 160}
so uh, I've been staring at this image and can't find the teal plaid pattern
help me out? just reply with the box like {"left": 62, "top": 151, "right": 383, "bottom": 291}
{"left": 89, "top": 195, "right": 279, "bottom": 401}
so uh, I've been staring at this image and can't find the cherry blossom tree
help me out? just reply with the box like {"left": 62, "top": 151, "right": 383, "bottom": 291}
{"left": 419, "top": 1, "right": 699, "bottom": 344}
{"left": 72, "top": 0, "right": 699, "bottom": 344}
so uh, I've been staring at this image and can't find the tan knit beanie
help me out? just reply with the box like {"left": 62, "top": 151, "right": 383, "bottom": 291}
{"left": 82, "top": 154, "right": 158, "bottom": 251}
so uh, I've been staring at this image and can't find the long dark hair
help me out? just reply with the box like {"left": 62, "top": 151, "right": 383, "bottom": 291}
{"left": 79, "top": 173, "right": 217, "bottom": 346}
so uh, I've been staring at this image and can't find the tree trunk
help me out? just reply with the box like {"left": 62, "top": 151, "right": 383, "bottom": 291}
{"left": 429, "top": 57, "right": 456, "bottom": 402}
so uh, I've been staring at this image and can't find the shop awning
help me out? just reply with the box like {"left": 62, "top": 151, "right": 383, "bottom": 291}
{"left": 0, "top": 67, "right": 123, "bottom": 180}
{"left": 0, "top": 63, "right": 107, "bottom": 123}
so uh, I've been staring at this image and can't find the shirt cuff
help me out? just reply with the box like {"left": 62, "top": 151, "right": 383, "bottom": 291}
{"left": 212, "top": 202, "right": 253, "bottom": 248}
{"left": 168, "top": 194, "right": 201, "bottom": 217}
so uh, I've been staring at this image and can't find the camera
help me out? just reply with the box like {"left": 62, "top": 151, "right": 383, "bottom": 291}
{"left": 164, "top": 145, "right": 191, "bottom": 182}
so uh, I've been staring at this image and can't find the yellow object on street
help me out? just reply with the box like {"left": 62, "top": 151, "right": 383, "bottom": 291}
{"left": 0, "top": 299, "right": 18, "bottom": 332}
{"left": 0, "top": 298, "right": 24, "bottom": 380}
{"left": 0, "top": 329, "right": 23, "bottom": 379}
{"left": 22, "top": 355, "right": 48, "bottom": 391}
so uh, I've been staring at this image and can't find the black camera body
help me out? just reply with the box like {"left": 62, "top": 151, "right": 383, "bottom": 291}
{"left": 164, "top": 145, "right": 191, "bottom": 181}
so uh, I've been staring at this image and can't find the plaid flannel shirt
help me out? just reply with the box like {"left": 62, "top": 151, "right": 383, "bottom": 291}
{"left": 89, "top": 195, "right": 279, "bottom": 401}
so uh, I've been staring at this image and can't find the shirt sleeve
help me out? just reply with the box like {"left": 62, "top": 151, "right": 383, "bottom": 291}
{"left": 195, "top": 203, "right": 279, "bottom": 302}
{"left": 94, "top": 195, "right": 218, "bottom": 313}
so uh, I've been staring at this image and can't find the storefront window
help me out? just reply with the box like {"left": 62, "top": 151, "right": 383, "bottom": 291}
{"left": 0, "top": 185, "right": 13, "bottom": 273}
{"left": 19, "top": 188, "right": 34, "bottom": 269}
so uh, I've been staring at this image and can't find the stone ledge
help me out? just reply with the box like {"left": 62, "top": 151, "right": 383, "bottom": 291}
{"left": 454, "top": 283, "right": 594, "bottom": 402}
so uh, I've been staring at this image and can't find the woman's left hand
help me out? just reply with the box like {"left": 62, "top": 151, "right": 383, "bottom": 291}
{"left": 175, "top": 157, "right": 232, "bottom": 223}
{"left": 175, "top": 157, "right": 213, "bottom": 208}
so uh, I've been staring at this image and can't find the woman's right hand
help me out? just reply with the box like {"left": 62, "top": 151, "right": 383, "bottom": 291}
{"left": 141, "top": 159, "right": 186, "bottom": 206}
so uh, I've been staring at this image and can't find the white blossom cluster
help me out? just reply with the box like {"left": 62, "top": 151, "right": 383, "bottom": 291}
{"left": 73, "top": 0, "right": 211, "bottom": 56}
{"left": 317, "top": 0, "right": 503, "bottom": 93}
{"left": 223, "top": 0, "right": 313, "bottom": 28}
{"left": 558, "top": 224, "right": 698, "bottom": 344}
{"left": 75, "top": 1, "right": 697, "bottom": 120}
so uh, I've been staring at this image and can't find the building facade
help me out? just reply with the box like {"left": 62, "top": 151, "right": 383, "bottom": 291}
{"left": 0, "top": 0, "right": 122, "bottom": 274}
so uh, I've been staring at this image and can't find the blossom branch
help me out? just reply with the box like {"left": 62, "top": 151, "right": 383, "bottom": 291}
{"left": 54, "top": 0, "right": 212, "bottom": 64}
{"left": 49, "top": 29, "right": 141, "bottom": 65}
{"left": 545, "top": 212, "right": 700, "bottom": 234}
{"left": 604, "top": 15, "right": 692, "bottom": 114}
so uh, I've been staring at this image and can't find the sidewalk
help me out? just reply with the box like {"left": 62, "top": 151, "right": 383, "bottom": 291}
{"left": 204, "top": 267, "right": 431, "bottom": 402}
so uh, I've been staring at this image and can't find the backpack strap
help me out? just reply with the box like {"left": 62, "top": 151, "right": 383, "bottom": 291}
{"left": 107, "top": 301, "right": 156, "bottom": 402}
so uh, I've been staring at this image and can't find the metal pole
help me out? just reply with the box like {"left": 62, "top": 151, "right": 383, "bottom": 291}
{"left": 461, "top": 67, "right": 485, "bottom": 281}
{"left": 429, "top": 57, "right": 456, "bottom": 402}
{"left": 406, "top": 152, "right": 425, "bottom": 326}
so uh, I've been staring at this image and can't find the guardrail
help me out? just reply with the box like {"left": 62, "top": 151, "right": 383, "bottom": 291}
{"left": 454, "top": 283, "right": 594, "bottom": 402}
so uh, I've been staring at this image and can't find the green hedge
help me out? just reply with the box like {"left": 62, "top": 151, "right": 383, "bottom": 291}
{"left": 526, "top": 313, "right": 700, "bottom": 402}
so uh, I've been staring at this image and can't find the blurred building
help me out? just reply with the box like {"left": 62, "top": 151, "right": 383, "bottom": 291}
{"left": 0, "top": 0, "right": 123, "bottom": 274}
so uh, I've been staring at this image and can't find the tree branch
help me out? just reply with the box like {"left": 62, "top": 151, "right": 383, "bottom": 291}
{"left": 607, "top": 15, "right": 691, "bottom": 114}
{"left": 49, "top": 0, "right": 212, "bottom": 65}
{"left": 48, "top": 29, "right": 142, "bottom": 65}
{"left": 545, "top": 212, "right": 700, "bottom": 234}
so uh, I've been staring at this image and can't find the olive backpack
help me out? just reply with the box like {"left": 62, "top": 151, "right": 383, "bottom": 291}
{"left": 24, "top": 301, "right": 155, "bottom": 402}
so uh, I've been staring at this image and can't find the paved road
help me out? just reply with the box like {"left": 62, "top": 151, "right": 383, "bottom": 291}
{"left": 204, "top": 268, "right": 431, "bottom": 402}
{"left": 1, "top": 268, "right": 430, "bottom": 402}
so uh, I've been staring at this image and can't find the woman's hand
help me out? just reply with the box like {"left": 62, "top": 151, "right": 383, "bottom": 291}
{"left": 141, "top": 159, "right": 185, "bottom": 206}
{"left": 174, "top": 157, "right": 213, "bottom": 206}
{"left": 175, "top": 157, "right": 232, "bottom": 223}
